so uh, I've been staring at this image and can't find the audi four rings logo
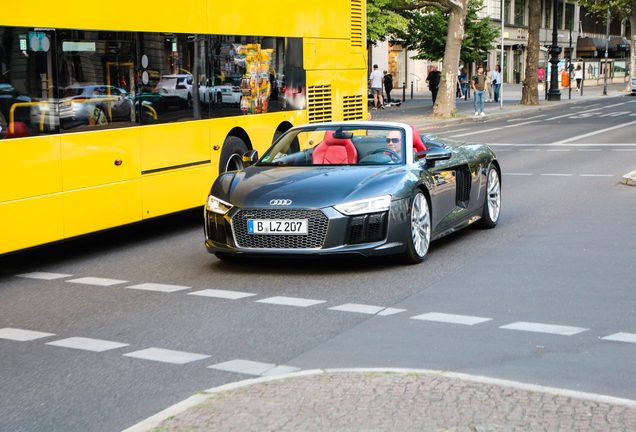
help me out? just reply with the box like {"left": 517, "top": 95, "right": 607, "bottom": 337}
{"left": 270, "top": 199, "right": 292, "bottom": 206}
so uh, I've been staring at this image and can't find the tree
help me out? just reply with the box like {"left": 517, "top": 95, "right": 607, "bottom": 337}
{"left": 575, "top": 0, "right": 635, "bottom": 90}
{"left": 367, "top": 0, "right": 409, "bottom": 45}
{"left": 520, "top": 0, "right": 541, "bottom": 105}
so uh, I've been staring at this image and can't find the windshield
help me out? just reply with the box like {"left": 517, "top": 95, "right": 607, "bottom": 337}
{"left": 259, "top": 126, "right": 406, "bottom": 166}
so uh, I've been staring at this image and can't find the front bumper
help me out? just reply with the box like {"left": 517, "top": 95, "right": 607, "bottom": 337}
{"left": 205, "top": 200, "right": 410, "bottom": 258}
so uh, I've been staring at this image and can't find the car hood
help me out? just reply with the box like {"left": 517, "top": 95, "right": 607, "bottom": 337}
{"left": 211, "top": 165, "right": 414, "bottom": 209}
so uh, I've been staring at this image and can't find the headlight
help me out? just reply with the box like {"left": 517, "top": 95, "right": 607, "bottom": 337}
{"left": 334, "top": 195, "right": 391, "bottom": 216}
{"left": 206, "top": 195, "right": 233, "bottom": 215}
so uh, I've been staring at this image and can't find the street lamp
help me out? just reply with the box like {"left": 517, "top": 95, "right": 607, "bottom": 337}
{"left": 547, "top": 0, "right": 561, "bottom": 101}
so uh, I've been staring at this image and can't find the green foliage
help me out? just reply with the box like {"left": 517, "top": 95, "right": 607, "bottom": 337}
{"left": 367, "top": 0, "right": 409, "bottom": 45}
{"left": 576, "top": 0, "right": 633, "bottom": 23}
{"left": 390, "top": 0, "right": 499, "bottom": 64}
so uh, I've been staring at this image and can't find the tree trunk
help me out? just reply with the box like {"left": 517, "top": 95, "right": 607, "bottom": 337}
{"left": 520, "top": 0, "right": 541, "bottom": 105}
{"left": 433, "top": 1, "right": 468, "bottom": 117}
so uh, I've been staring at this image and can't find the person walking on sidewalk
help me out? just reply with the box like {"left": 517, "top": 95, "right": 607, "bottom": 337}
{"left": 383, "top": 70, "right": 393, "bottom": 105}
{"left": 485, "top": 66, "right": 493, "bottom": 102}
{"left": 369, "top": 64, "right": 385, "bottom": 110}
{"left": 472, "top": 66, "right": 487, "bottom": 116}
{"left": 491, "top": 65, "right": 502, "bottom": 103}
{"left": 574, "top": 65, "right": 583, "bottom": 92}
{"left": 426, "top": 66, "right": 441, "bottom": 105}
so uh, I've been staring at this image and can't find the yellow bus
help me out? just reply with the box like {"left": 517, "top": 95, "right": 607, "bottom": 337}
{"left": 0, "top": 1, "right": 367, "bottom": 255}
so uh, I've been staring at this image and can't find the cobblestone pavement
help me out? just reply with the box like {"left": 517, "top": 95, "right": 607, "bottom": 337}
{"left": 150, "top": 371, "right": 636, "bottom": 432}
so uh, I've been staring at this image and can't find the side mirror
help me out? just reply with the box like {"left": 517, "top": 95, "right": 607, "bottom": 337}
{"left": 424, "top": 147, "right": 451, "bottom": 167}
{"left": 242, "top": 150, "right": 259, "bottom": 165}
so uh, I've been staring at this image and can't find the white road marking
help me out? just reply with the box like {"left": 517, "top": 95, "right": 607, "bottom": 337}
{"left": 438, "top": 128, "right": 469, "bottom": 134}
{"left": 547, "top": 149, "right": 571, "bottom": 152}
{"left": 66, "top": 277, "right": 128, "bottom": 286}
{"left": 504, "top": 173, "right": 533, "bottom": 176}
{"left": 255, "top": 296, "right": 327, "bottom": 308}
{"left": 611, "top": 149, "right": 636, "bottom": 151}
{"left": 578, "top": 149, "right": 602, "bottom": 151}
{"left": 552, "top": 119, "right": 636, "bottom": 144}
{"left": 329, "top": 303, "right": 386, "bottom": 315}
{"left": 601, "top": 333, "right": 636, "bottom": 344}
{"left": 520, "top": 149, "right": 541, "bottom": 151}
{"left": 540, "top": 174, "right": 573, "bottom": 177}
{"left": 377, "top": 308, "right": 407, "bottom": 316}
{"left": 261, "top": 365, "right": 302, "bottom": 376}
{"left": 124, "top": 348, "right": 210, "bottom": 365}
{"left": 0, "top": 328, "right": 55, "bottom": 341}
{"left": 500, "top": 322, "right": 588, "bottom": 336}
{"left": 16, "top": 272, "right": 73, "bottom": 280}
{"left": 508, "top": 114, "right": 547, "bottom": 121}
{"left": 598, "top": 111, "right": 630, "bottom": 117}
{"left": 188, "top": 289, "right": 256, "bottom": 300}
{"left": 126, "top": 283, "right": 191, "bottom": 293}
{"left": 410, "top": 312, "right": 492, "bottom": 326}
{"left": 46, "top": 337, "right": 129, "bottom": 352}
{"left": 208, "top": 359, "right": 276, "bottom": 375}
{"left": 580, "top": 174, "right": 614, "bottom": 177}
{"left": 451, "top": 127, "right": 503, "bottom": 137}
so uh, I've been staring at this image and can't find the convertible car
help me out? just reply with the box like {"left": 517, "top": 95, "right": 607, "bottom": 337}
{"left": 204, "top": 121, "right": 501, "bottom": 264}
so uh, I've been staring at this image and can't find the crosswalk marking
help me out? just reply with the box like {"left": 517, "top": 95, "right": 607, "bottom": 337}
{"left": 377, "top": 308, "right": 407, "bottom": 316}
{"left": 261, "top": 365, "right": 302, "bottom": 376}
{"left": 500, "top": 322, "right": 588, "bottom": 336}
{"left": 601, "top": 333, "right": 636, "bottom": 344}
{"left": 66, "top": 277, "right": 128, "bottom": 286}
{"left": 255, "top": 296, "right": 326, "bottom": 308}
{"left": 46, "top": 337, "right": 129, "bottom": 352}
{"left": 0, "top": 328, "right": 55, "bottom": 342}
{"left": 410, "top": 312, "right": 492, "bottom": 326}
{"left": 124, "top": 348, "right": 210, "bottom": 365}
{"left": 329, "top": 304, "right": 385, "bottom": 315}
{"left": 16, "top": 272, "right": 73, "bottom": 280}
{"left": 207, "top": 359, "right": 276, "bottom": 375}
{"left": 188, "top": 289, "right": 256, "bottom": 300}
{"left": 126, "top": 283, "right": 191, "bottom": 293}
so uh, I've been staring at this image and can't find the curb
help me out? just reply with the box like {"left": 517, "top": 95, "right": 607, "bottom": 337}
{"left": 121, "top": 367, "right": 636, "bottom": 432}
{"left": 623, "top": 169, "right": 636, "bottom": 186}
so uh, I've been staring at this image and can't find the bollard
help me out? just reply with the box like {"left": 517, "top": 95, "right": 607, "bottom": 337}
{"left": 410, "top": 81, "right": 414, "bottom": 99}
{"left": 402, "top": 82, "right": 406, "bottom": 102}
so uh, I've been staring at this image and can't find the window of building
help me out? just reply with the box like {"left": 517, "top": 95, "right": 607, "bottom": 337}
{"left": 504, "top": 0, "right": 511, "bottom": 24}
{"left": 557, "top": 1, "right": 564, "bottom": 30}
{"left": 514, "top": 0, "right": 526, "bottom": 26}
{"left": 564, "top": 3, "right": 575, "bottom": 30}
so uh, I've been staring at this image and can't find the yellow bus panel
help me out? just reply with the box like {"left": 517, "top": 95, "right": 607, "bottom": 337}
{"left": 141, "top": 121, "right": 210, "bottom": 173}
{"left": 304, "top": 39, "right": 366, "bottom": 71}
{"left": 61, "top": 128, "right": 141, "bottom": 191}
{"left": 0, "top": 195, "right": 64, "bottom": 255}
{"left": 0, "top": 135, "right": 62, "bottom": 203}
{"left": 63, "top": 181, "right": 142, "bottom": 238}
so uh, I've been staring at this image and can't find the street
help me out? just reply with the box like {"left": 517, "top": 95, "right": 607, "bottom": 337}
{"left": 1, "top": 95, "right": 635, "bottom": 432}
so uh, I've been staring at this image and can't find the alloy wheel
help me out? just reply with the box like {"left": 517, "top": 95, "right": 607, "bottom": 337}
{"left": 411, "top": 193, "right": 431, "bottom": 258}
{"left": 487, "top": 169, "right": 501, "bottom": 223}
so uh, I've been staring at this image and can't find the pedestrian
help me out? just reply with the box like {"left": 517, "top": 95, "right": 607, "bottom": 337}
{"left": 560, "top": 67, "right": 569, "bottom": 88}
{"left": 491, "top": 65, "right": 501, "bottom": 103}
{"left": 369, "top": 64, "right": 384, "bottom": 110}
{"left": 383, "top": 70, "right": 393, "bottom": 106}
{"left": 485, "top": 66, "right": 493, "bottom": 102}
{"left": 456, "top": 75, "right": 463, "bottom": 98}
{"left": 538, "top": 66, "right": 545, "bottom": 82}
{"left": 574, "top": 65, "right": 582, "bottom": 92}
{"left": 458, "top": 68, "right": 467, "bottom": 97}
{"left": 425, "top": 66, "right": 441, "bottom": 105}
{"left": 472, "top": 65, "right": 487, "bottom": 116}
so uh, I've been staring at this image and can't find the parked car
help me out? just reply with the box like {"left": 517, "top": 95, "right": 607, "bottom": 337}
{"left": 59, "top": 85, "right": 133, "bottom": 129}
{"left": 214, "top": 76, "right": 242, "bottom": 105}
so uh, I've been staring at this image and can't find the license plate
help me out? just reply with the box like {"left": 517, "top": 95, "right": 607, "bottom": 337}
{"left": 248, "top": 219, "right": 308, "bottom": 235}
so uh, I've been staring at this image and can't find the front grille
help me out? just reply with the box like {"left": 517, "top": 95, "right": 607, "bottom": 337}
{"left": 456, "top": 166, "right": 472, "bottom": 208}
{"left": 346, "top": 212, "right": 387, "bottom": 245}
{"left": 232, "top": 209, "right": 328, "bottom": 249}
{"left": 207, "top": 213, "right": 227, "bottom": 244}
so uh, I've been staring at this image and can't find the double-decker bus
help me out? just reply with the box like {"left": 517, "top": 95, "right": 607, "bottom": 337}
{"left": 0, "top": 1, "right": 367, "bottom": 255}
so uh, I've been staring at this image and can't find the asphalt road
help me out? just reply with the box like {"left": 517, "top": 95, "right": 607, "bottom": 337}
{"left": 1, "top": 96, "right": 635, "bottom": 432}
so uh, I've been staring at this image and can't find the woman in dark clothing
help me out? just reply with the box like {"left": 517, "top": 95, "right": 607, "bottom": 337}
{"left": 383, "top": 71, "right": 393, "bottom": 105}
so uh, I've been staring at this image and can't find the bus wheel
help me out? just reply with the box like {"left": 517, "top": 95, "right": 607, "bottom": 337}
{"left": 219, "top": 136, "right": 248, "bottom": 174}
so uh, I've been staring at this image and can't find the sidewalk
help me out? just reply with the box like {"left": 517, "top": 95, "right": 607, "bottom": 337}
{"left": 371, "top": 82, "right": 632, "bottom": 130}
{"left": 128, "top": 368, "right": 636, "bottom": 431}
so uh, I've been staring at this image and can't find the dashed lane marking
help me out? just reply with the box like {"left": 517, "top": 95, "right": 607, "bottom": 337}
{"left": 16, "top": 272, "right": 73, "bottom": 280}
{"left": 0, "top": 328, "right": 55, "bottom": 342}
{"left": 504, "top": 173, "right": 533, "bottom": 176}
{"left": 123, "top": 348, "right": 210, "bottom": 365}
{"left": 66, "top": 277, "right": 128, "bottom": 286}
{"left": 580, "top": 174, "right": 614, "bottom": 177}
{"left": 546, "top": 149, "right": 571, "bottom": 152}
{"left": 540, "top": 173, "right": 573, "bottom": 177}
{"left": 438, "top": 128, "right": 469, "bottom": 134}
{"left": 611, "top": 149, "right": 636, "bottom": 151}
{"left": 520, "top": 149, "right": 541, "bottom": 151}
{"left": 207, "top": 359, "right": 276, "bottom": 376}
{"left": 410, "top": 312, "right": 492, "bottom": 326}
{"left": 601, "top": 333, "right": 636, "bottom": 344}
{"left": 578, "top": 149, "right": 602, "bottom": 151}
{"left": 500, "top": 322, "right": 588, "bottom": 336}
{"left": 255, "top": 296, "right": 327, "bottom": 308}
{"left": 126, "top": 283, "right": 191, "bottom": 293}
{"left": 188, "top": 289, "right": 256, "bottom": 300}
{"left": 377, "top": 308, "right": 407, "bottom": 316}
{"left": 329, "top": 304, "right": 386, "bottom": 315}
{"left": 46, "top": 337, "right": 129, "bottom": 352}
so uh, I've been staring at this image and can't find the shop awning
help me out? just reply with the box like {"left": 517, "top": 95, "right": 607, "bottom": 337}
{"left": 577, "top": 37, "right": 617, "bottom": 53}
{"left": 610, "top": 36, "right": 630, "bottom": 51}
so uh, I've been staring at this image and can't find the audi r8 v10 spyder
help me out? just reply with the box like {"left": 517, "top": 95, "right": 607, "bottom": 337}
{"left": 204, "top": 121, "right": 501, "bottom": 264}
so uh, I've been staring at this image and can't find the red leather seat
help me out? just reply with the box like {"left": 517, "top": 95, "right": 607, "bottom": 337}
{"left": 410, "top": 125, "right": 427, "bottom": 153}
{"left": 4, "top": 122, "right": 30, "bottom": 139}
{"left": 312, "top": 130, "right": 358, "bottom": 164}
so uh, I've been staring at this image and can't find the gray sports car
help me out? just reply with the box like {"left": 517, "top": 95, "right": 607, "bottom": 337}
{"left": 205, "top": 121, "right": 501, "bottom": 264}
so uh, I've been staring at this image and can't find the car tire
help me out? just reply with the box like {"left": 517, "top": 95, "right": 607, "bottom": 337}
{"left": 398, "top": 189, "right": 431, "bottom": 265}
{"left": 476, "top": 165, "right": 501, "bottom": 229}
{"left": 219, "top": 136, "right": 248, "bottom": 175}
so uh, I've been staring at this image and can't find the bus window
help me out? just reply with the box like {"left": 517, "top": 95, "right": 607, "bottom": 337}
{"left": 0, "top": 27, "right": 59, "bottom": 139}
{"left": 57, "top": 30, "right": 137, "bottom": 132}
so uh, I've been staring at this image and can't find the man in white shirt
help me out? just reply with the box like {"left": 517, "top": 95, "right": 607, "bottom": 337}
{"left": 369, "top": 64, "right": 385, "bottom": 110}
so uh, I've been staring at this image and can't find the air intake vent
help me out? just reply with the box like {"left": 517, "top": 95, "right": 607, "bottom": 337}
{"left": 343, "top": 95, "right": 364, "bottom": 121}
{"left": 350, "top": 0, "right": 364, "bottom": 49}
{"left": 308, "top": 85, "right": 332, "bottom": 123}
{"left": 456, "top": 166, "right": 472, "bottom": 208}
